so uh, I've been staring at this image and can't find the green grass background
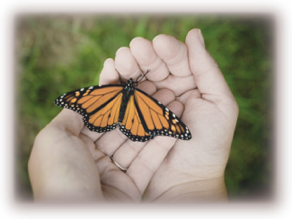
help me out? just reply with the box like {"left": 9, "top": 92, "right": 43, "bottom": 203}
{"left": 15, "top": 14, "right": 274, "bottom": 201}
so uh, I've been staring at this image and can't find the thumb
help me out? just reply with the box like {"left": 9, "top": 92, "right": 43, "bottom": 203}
{"left": 50, "top": 109, "right": 84, "bottom": 136}
{"left": 186, "top": 28, "right": 233, "bottom": 98}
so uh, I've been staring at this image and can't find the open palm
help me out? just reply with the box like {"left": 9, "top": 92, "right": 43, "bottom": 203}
{"left": 28, "top": 29, "right": 238, "bottom": 202}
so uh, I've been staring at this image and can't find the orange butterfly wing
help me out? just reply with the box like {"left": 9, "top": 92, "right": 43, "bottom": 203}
{"left": 55, "top": 80, "right": 192, "bottom": 142}
{"left": 119, "top": 94, "right": 152, "bottom": 141}
{"left": 55, "top": 85, "right": 124, "bottom": 132}
{"left": 119, "top": 88, "right": 191, "bottom": 142}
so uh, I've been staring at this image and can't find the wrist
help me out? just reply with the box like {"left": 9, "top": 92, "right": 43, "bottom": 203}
{"left": 152, "top": 176, "right": 228, "bottom": 202}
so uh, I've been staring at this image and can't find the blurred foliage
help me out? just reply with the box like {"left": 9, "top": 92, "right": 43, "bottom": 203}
{"left": 15, "top": 14, "right": 274, "bottom": 201}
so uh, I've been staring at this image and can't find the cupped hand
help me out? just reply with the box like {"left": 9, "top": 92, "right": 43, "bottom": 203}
{"left": 28, "top": 28, "right": 238, "bottom": 203}
{"left": 101, "top": 28, "right": 238, "bottom": 202}
{"left": 137, "top": 29, "right": 239, "bottom": 202}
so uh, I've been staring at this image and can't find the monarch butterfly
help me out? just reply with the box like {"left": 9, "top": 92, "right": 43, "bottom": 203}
{"left": 54, "top": 73, "right": 192, "bottom": 142}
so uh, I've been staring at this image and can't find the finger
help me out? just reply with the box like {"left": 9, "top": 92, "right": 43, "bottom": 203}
{"left": 129, "top": 37, "right": 169, "bottom": 82}
{"left": 94, "top": 129, "right": 128, "bottom": 157}
{"left": 177, "top": 88, "right": 201, "bottom": 105}
{"left": 185, "top": 29, "right": 233, "bottom": 98}
{"left": 80, "top": 127, "right": 104, "bottom": 143}
{"left": 115, "top": 47, "right": 142, "bottom": 80}
{"left": 50, "top": 109, "right": 84, "bottom": 136}
{"left": 154, "top": 74, "right": 196, "bottom": 97}
{"left": 99, "top": 58, "right": 120, "bottom": 85}
{"left": 151, "top": 34, "right": 196, "bottom": 96}
{"left": 136, "top": 80, "right": 157, "bottom": 93}
{"left": 152, "top": 34, "right": 192, "bottom": 77}
{"left": 126, "top": 100, "right": 184, "bottom": 194}
{"left": 111, "top": 88, "right": 176, "bottom": 169}
{"left": 95, "top": 80, "right": 157, "bottom": 156}
{"left": 82, "top": 134, "right": 140, "bottom": 202}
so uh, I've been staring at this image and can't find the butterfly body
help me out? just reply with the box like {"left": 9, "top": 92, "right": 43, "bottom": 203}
{"left": 55, "top": 78, "right": 191, "bottom": 142}
{"left": 118, "top": 78, "right": 136, "bottom": 123}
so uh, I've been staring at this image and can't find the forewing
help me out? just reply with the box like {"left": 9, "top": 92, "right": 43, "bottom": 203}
{"left": 55, "top": 85, "right": 124, "bottom": 132}
{"left": 133, "top": 89, "right": 192, "bottom": 140}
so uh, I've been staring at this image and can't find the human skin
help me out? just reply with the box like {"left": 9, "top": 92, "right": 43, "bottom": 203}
{"left": 28, "top": 28, "right": 238, "bottom": 202}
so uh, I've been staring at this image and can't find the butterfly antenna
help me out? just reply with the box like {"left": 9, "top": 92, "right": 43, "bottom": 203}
{"left": 136, "top": 70, "right": 150, "bottom": 83}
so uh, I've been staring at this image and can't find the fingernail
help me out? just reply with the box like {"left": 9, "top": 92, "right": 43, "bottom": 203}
{"left": 198, "top": 29, "right": 205, "bottom": 48}
{"left": 152, "top": 34, "right": 165, "bottom": 43}
{"left": 103, "top": 58, "right": 114, "bottom": 67}
{"left": 115, "top": 47, "right": 129, "bottom": 56}
{"left": 130, "top": 37, "right": 143, "bottom": 47}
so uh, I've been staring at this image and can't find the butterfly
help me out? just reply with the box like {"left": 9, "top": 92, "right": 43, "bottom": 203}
{"left": 54, "top": 73, "right": 192, "bottom": 142}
